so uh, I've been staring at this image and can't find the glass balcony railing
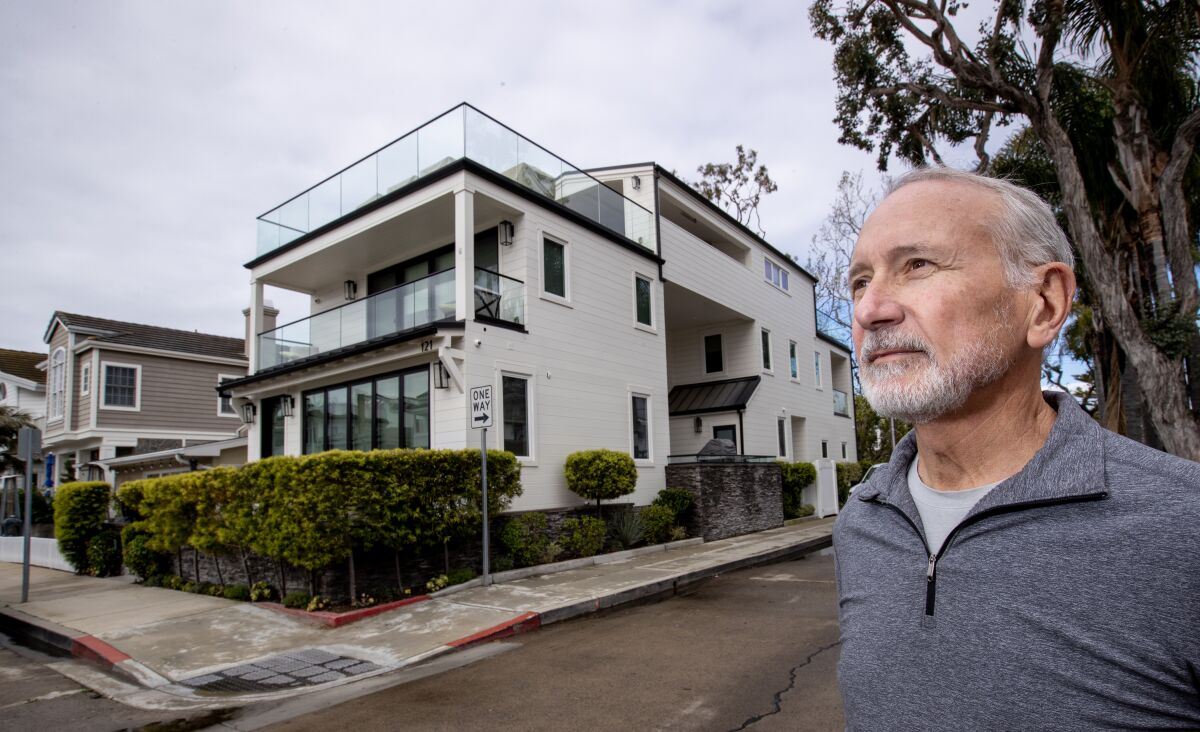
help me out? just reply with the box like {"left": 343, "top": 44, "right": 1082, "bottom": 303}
{"left": 255, "top": 104, "right": 657, "bottom": 258}
{"left": 833, "top": 389, "right": 849, "bottom": 417}
{"left": 257, "top": 268, "right": 526, "bottom": 370}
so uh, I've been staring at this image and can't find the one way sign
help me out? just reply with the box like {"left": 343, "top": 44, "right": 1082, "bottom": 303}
{"left": 471, "top": 385, "right": 493, "bottom": 429}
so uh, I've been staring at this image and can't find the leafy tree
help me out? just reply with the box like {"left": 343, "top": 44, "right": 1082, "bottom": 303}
{"left": 690, "top": 145, "right": 779, "bottom": 237}
{"left": 810, "top": 0, "right": 1200, "bottom": 458}
{"left": 855, "top": 395, "right": 914, "bottom": 464}
{"left": 0, "top": 406, "right": 35, "bottom": 473}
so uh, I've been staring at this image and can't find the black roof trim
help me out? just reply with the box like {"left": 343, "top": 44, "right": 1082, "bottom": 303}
{"left": 246, "top": 160, "right": 664, "bottom": 271}
{"left": 668, "top": 375, "right": 761, "bottom": 417}
{"left": 220, "top": 322, "right": 464, "bottom": 391}
{"left": 654, "top": 166, "right": 818, "bottom": 284}
{"left": 817, "top": 330, "right": 853, "bottom": 353}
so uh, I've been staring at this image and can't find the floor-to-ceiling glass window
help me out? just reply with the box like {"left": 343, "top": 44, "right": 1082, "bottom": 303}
{"left": 303, "top": 366, "right": 430, "bottom": 454}
{"left": 375, "top": 376, "right": 401, "bottom": 449}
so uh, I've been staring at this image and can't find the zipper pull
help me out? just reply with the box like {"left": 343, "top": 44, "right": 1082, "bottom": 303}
{"left": 926, "top": 553, "right": 937, "bottom": 582}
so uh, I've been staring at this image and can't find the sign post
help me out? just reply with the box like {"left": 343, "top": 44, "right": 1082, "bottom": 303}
{"left": 470, "top": 385, "right": 494, "bottom": 587}
{"left": 17, "top": 427, "right": 41, "bottom": 603}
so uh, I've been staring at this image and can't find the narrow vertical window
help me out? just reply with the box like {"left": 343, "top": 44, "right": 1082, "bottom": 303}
{"left": 48, "top": 348, "right": 65, "bottom": 419}
{"left": 81, "top": 363, "right": 91, "bottom": 396}
{"left": 403, "top": 369, "right": 430, "bottom": 449}
{"left": 704, "top": 334, "right": 723, "bottom": 374}
{"left": 761, "top": 329, "right": 772, "bottom": 370}
{"left": 632, "top": 395, "right": 649, "bottom": 460}
{"left": 841, "top": 441, "right": 848, "bottom": 460}
{"left": 821, "top": 440, "right": 829, "bottom": 459}
{"left": 218, "top": 376, "right": 237, "bottom": 415}
{"left": 814, "top": 351, "right": 823, "bottom": 388}
{"left": 350, "top": 382, "right": 373, "bottom": 452}
{"left": 543, "top": 238, "right": 566, "bottom": 298}
{"left": 635, "top": 275, "right": 653, "bottom": 326}
{"left": 777, "top": 418, "right": 787, "bottom": 458}
{"left": 261, "top": 397, "right": 285, "bottom": 457}
{"left": 503, "top": 375, "right": 530, "bottom": 457}
{"left": 375, "top": 377, "right": 401, "bottom": 449}
{"left": 326, "top": 387, "right": 348, "bottom": 450}
{"left": 789, "top": 341, "right": 798, "bottom": 379}
{"left": 304, "top": 392, "right": 325, "bottom": 454}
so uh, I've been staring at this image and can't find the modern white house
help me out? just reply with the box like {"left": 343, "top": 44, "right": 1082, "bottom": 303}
{"left": 223, "top": 104, "right": 855, "bottom": 512}
{"left": 39, "top": 312, "right": 249, "bottom": 486}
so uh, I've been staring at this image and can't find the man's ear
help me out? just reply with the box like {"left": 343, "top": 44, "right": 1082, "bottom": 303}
{"left": 1026, "top": 263, "right": 1076, "bottom": 350}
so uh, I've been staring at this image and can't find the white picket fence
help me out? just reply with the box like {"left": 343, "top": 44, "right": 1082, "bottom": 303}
{"left": 0, "top": 536, "right": 73, "bottom": 572}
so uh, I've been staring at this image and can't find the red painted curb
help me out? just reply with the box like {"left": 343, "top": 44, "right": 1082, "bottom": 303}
{"left": 259, "top": 594, "right": 431, "bottom": 627}
{"left": 447, "top": 611, "right": 541, "bottom": 649}
{"left": 72, "top": 635, "right": 131, "bottom": 668}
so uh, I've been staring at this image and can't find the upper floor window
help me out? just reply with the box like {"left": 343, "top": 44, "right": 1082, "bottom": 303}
{"left": 542, "top": 237, "right": 567, "bottom": 299}
{"left": 218, "top": 375, "right": 239, "bottom": 416}
{"left": 704, "top": 334, "right": 723, "bottom": 374}
{"left": 761, "top": 328, "right": 772, "bottom": 371}
{"left": 80, "top": 363, "right": 91, "bottom": 397}
{"left": 48, "top": 348, "right": 65, "bottom": 420}
{"left": 634, "top": 274, "right": 653, "bottom": 328}
{"left": 789, "top": 341, "right": 798, "bottom": 379}
{"left": 814, "top": 351, "right": 823, "bottom": 388}
{"left": 764, "top": 258, "right": 789, "bottom": 291}
{"left": 101, "top": 363, "right": 140, "bottom": 410}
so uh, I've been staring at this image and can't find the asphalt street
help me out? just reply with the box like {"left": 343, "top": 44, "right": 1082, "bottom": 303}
{"left": 242, "top": 551, "right": 844, "bottom": 732}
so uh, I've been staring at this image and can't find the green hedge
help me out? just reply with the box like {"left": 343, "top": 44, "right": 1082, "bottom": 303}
{"left": 53, "top": 481, "right": 112, "bottom": 574}
{"left": 564, "top": 449, "right": 637, "bottom": 512}
{"left": 779, "top": 462, "right": 817, "bottom": 519}
{"left": 117, "top": 449, "right": 522, "bottom": 580}
{"left": 836, "top": 462, "right": 864, "bottom": 507}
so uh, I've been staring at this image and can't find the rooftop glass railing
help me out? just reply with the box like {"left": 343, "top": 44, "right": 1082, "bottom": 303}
{"left": 256, "top": 104, "right": 656, "bottom": 258}
{"left": 257, "top": 267, "right": 525, "bottom": 371}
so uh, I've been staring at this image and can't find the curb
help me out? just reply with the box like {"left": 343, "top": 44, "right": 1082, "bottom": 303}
{"left": 258, "top": 594, "right": 431, "bottom": 628}
{"left": 446, "top": 611, "right": 541, "bottom": 649}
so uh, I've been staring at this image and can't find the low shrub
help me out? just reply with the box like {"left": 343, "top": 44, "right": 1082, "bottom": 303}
{"left": 250, "top": 581, "right": 277, "bottom": 602}
{"left": 836, "top": 462, "right": 863, "bottom": 507}
{"left": 14, "top": 489, "right": 54, "bottom": 525}
{"left": 609, "top": 510, "right": 644, "bottom": 549}
{"left": 501, "top": 512, "right": 551, "bottom": 568}
{"left": 780, "top": 462, "right": 817, "bottom": 519}
{"left": 224, "top": 584, "right": 251, "bottom": 601}
{"left": 181, "top": 581, "right": 199, "bottom": 594}
{"left": 164, "top": 575, "right": 186, "bottom": 591}
{"left": 492, "top": 555, "right": 514, "bottom": 572}
{"left": 426, "top": 575, "right": 449, "bottom": 592}
{"left": 565, "top": 449, "right": 637, "bottom": 514}
{"left": 796, "top": 503, "right": 815, "bottom": 518}
{"left": 54, "top": 481, "right": 112, "bottom": 574}
{"left": 446, "top": 567, "right": 477, "bottom": 586}
{"left": 641, "top": 504, "right": 676, "bottom": 545}
{"left": 669, "top": 526, "right": 688, "bottom": 541}
{"left": 561, "top": 516, "right": 606, "bottom": 558}
{"left": 652, "top": 488, "right": 694, "bottom": 521}
{"left": 352, "top": 592, "right": 378, "bottom": 608}
{"left": 86, "top": 527, "right": 123, "bottom": 577}
{"left": 206, "top": 584, "right": 225, "bottom": 597}
{"left": 283, "top": 591, "right": 311, "bottom": 609}
{"left": 306, "top": 595, "right": 328, "bottom": 612}
{"left": 539, "top": 541, "right": 563, "bottom": 565}
{"left": 121, "top": 525, "right": 171, "bottom": 581}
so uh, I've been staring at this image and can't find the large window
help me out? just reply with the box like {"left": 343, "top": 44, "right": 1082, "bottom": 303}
{"left": 634, "top": 275, "right": 653, "bottom": 327}
{"left": 367, "top": 244, "right": 457, "bottom": 337}
{"left": 631, "top": 394, "right": 650, "bottom": 460}
{"left": 48, "top": 348, "right": 65, "bottom": 420}
{"left": 502, "top": 374, "right": 530, "bottom": 457}
{"left": 542, "top": 238, "right": 566, "bottom": 298}
{"left": 764, "top": 258, "right": 789, "bottom": 291}
{"left": 761, "top": 328, "right": 772, "bottom": 371}
{"left": 704, "top": 334, "right": 723, "bottom": 374}
{"left": 302, "top": 365, "right": 430, "bottom": 454}
{"left": 102, "top": 363, "right": 140, "bottom": 410}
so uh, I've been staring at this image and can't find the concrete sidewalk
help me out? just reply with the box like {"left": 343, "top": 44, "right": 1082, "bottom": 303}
{"left": 0, "top": 517, "right": 833, "bottom": 711}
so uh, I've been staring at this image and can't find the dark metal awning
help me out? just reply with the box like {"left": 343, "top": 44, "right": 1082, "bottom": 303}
{"left": 668, "top": 376, "right": 760, "bottom": 417}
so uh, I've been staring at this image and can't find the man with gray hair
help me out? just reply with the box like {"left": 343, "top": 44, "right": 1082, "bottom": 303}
{"left": 834, "top": 168, "right": 1200, "bottom": 729}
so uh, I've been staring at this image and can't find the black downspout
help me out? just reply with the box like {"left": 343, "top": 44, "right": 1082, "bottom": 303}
{"left": 737, "top": 409, "right": 745, "bottom": 455}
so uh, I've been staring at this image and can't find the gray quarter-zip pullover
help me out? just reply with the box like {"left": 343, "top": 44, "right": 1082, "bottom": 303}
{"left": 834, "top": 391, "right": 1200, "bottom": 730}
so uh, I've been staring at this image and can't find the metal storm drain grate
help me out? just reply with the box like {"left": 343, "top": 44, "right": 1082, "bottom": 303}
{"left": 181, "top": 649, "right": 382, "bottom": 693}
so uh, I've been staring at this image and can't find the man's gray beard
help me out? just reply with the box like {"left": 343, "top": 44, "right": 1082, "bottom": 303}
{"left": 859, "top": 327, "right": 1012, "bottom": 424}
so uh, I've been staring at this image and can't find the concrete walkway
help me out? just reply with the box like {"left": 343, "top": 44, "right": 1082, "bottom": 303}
{"left": 0, "top": 518, "right": 833, "bottom": 711}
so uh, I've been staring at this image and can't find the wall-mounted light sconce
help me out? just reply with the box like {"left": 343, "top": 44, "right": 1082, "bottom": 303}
{"left": 693, "top": 416, "right": 703, "bottom": 434}
{"left": 631, "top": 175, "right": 642, "bottom": 191}
{"left": 499, "top": 220, "right": 514, "bottom": 247}
{"left": 240, "top": 403, "right": 256, "bottom": 425}
{"left": 433, "top": 361, "right": 451, "bottom": 389}
{"left": 280, "top": 395, "right": 295, "bottom": 418}
{"left": 344, "top": 280, "right": 358, "bottom": 301}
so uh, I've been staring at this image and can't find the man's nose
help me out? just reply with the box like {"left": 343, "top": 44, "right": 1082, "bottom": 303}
{"left": 853, "top": 279, "right": 904, "bottom": 331}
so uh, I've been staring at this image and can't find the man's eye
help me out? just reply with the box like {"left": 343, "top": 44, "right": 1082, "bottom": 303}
{"left": 850, "top": 278, "right": 868, "bottom": 293}
{"left": 909, "top": 259, "right": 930, "bottom": 271}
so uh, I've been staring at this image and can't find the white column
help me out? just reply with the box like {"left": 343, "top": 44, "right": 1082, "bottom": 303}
{"left": 454, "top": 188, "right": 475, "bottom": 321}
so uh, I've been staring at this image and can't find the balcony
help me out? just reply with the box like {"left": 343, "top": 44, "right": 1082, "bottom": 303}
{"left": 833, "top": 389, "right": 850, "bottom": 417}
{"left": 255, "top": 104, "right": 656, "bottom": 259}
{"left": 257, "top": 268, "right": 524, "bottom": 371}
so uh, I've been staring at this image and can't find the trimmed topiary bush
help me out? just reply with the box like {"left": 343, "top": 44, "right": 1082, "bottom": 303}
{"left": 641, "top": 504, "right": 676, "bottom": 545}
{"left": 565, "top": 449, "right": 637, "bottom": 515}
{"left": 501, "top": 512, "right": 551, "bottom": 568}
{"left": 561, "top": 516, "right": 606, "bottom": 558}
{"left": 780, "top": 462, "right": 817, "bottom": 519}
{"left": 54, "top": 481, "right": 112, "bottom": 574}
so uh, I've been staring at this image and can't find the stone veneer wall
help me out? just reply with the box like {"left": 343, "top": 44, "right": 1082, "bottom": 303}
{"left": 666, "top": 463, "right": 783, "bottom": 541}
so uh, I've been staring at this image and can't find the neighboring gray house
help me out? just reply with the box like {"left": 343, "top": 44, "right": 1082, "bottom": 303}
{"left": 40, "top": 312, "right": 249, "bottom": 486}
{"left": 224, "top": 104, "right": 856, "bottom": 514}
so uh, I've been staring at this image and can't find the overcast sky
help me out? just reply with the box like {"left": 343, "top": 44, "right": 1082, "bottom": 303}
{"left": 0, "top": 0, "right": 901, "bottom": 353}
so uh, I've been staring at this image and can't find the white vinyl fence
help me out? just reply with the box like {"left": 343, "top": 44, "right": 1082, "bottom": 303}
{"left": 0, "top": 536, "right": 73, "bottom": 572}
